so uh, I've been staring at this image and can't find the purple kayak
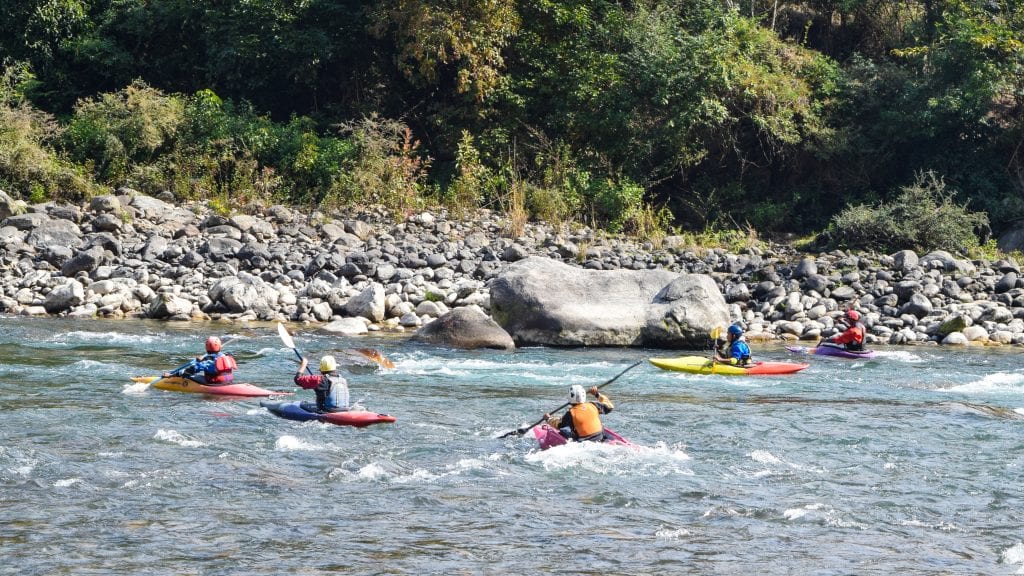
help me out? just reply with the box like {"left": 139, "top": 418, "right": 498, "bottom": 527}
{"left": 786, "top": 344, "right": 876, "bottom": 359}
{"left": 532, "top": 423, "right": 633, "bottom": 451}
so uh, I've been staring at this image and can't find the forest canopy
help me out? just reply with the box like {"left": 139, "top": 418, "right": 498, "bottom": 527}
{"left": 0, "top": 0, "right": 1021, "bottom": 247}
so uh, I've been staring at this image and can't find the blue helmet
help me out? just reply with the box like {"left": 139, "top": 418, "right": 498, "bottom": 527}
{"left": 727, "top": 324, "right": 743, "bottom": 337}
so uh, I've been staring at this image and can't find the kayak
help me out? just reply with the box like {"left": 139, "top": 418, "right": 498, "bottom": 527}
{"left": 648, "top": 356, "right": 809, "bottom": 375}
{"left": 532, "top": 423, "right": 632, "bottom": 450}
{"left": 261, "top": 400, "right": 396, "bottom": 428}
{"left": 131, "top": 376, "right": 291, "bottom": 397}
{"left": 786, "top": 344, "right": 876, "bottom": 359}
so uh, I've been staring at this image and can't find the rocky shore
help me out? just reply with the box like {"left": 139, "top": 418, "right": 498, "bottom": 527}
{"left": 1, "top": 188, "right": 1021, "bottom": 348}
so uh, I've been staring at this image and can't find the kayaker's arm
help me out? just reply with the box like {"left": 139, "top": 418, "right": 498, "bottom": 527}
{"left": 590, "top": 387, "right": 613, "bottom": 412}
{"left": 296, "top": 357, "right": 309, "bottom": 376}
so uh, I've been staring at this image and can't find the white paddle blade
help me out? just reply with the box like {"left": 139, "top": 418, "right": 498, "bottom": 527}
{"left": 277, "top": 322, "right": 296, "bottom": 349}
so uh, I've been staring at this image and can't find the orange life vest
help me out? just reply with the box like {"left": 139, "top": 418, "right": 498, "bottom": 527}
{"left": 208, "top": 354, "right": 237, "bottom": 383}
{"left": 568, "top": 402, "right": 603, "bottom": 438}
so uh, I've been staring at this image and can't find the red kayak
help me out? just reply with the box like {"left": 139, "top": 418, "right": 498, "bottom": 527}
{"left": 261, "top": 401, "right": 396, "bottom": 428}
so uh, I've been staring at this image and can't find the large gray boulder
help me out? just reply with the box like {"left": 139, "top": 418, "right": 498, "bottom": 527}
{"left": 207, "top": 274, "right": 280, "bottom": 316}
{"left": 44, "top": 280, "right": 85, "bottom": 314}
{"left": 413, "top": 306, "right": 515, "bottom": 350}
{"left": 489, "top": 256, "right": 729, "bottom": 347}
{"left": 345, "top": 283, "right": 386, "bottom": 322}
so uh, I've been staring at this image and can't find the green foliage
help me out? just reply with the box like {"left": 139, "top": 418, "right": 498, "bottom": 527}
{"left": 65, "top": 80, "right": 184, "bottom": 184}
{"left": 329, "top": 116, "right": 430, "bottom": 216}
{"left": 0, "top": 63, "right": 95, "bottom": 200}
{"left": 826, "top": 171, "right": 989, "bottom": 253}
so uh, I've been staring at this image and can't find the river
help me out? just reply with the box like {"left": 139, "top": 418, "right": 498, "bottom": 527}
{"left": 2, "top": 316, "right": 1024, "bottom": 574}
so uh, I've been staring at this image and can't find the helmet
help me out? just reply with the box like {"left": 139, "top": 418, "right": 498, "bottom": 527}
{"left": 846, "top": 309, "right": 860, "bottom": 322}
{"left": 319, "top": 355, "right": 337, "bottom": 373}
{"left": 568, "top": 384, "right": 586, "bottom": 405}
{"left": 205, "top": 336, "right": 222, "bottom": 353}
{"left": 727, "top": 324, "right": 743, "bottom": 337}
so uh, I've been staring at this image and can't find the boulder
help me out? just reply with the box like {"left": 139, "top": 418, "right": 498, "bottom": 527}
{"left": 345, "top": 283, "right": 386, "bottom": 322}
{"left": 489, "top": 256, "right": 729, "bottom": 347}
{"left": 0, "top": 189, "right": 26, "bottom": 219}
{"left": 43, "top": 280, "right": 85, "bottom": 314}
{"left": 61, "top": 246, "right": 105, "bottom": 277}
{"left": 207, "top": 274, "right": 280, "bottom": 316}
{"left": 413, "top": 306, "right": 515, "bottom": 350}
{"left": 148, "top": 293, "right": 194, "bottom": 319}
{"left": 25, "top": 218, "right": 82, "bottom": 249}
{"left": 323, "top": 317, "right": 369, "bottom": 335}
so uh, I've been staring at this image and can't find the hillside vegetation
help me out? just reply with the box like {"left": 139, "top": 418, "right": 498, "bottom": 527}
{"left": 0, "top": 1, "right": 1020, "bottom": 251}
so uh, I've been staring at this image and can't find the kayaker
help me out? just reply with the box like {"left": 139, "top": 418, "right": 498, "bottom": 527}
{"left": 164, "top": 336, "right": 237, "bottom": 385}
{"left": 822, "top": 309, "right": 865, "bottom": 351}
{"left": 294, "top": 355, "right": 350, "bottom": 413}
{"left": 715, "top": 324, "right": 752, "bottom": 365}
{"left": 544, "top": 385, "right": 614, "bottom": 442}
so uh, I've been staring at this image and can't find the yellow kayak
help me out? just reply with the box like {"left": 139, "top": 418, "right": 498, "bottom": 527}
{"left": 648, "top": 356, "right": 809, "bottom": 375}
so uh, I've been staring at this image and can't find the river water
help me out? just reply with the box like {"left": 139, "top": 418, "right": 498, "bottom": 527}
{"left": 3, "top": 316, "right": 1024, "bottom": 574}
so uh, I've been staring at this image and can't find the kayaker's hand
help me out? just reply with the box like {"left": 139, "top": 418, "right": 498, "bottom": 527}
{"left": 543, "top": 413, "right": 550, "bottom": 419}
{"left": 162, "top": 372, "right": 171, "bottom": 378}
{"left": 589, "top": 386, "right": 599, "bottom": 396}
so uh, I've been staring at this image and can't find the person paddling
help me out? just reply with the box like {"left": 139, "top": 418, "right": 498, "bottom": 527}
{"left": 294, "top": 355, "right": 350, "bottom": 413}
{"left": 544, "top": 385, "right": 614, "bottom": 442}
{"left": 715, "top": 324, "right": 752, "bottom": 366}
{"left": 822, "top": 309, "right": 865, "bottom": 352}
{"left": 164, "top": 336, "right": 237, "bottom": 385}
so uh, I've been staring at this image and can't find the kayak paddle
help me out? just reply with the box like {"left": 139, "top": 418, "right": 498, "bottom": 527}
{"left": 498, "top": 360, "right": 642, "bottom": 439}
{"left": 278, "top": 322, "right": 314, "bottom": 375}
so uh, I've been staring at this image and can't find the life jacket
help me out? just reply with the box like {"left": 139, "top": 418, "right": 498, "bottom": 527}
{"left": 568, "top": 402, "right": 603, "bottom": 439}
{"left": 208, "top": 353, "right": 237, "bottom": 384}
{"left": 730, "top": 338, "right": 752, "bottom": 366}
{"left": 846, "top": 323, "right": 865, "bottom": 351}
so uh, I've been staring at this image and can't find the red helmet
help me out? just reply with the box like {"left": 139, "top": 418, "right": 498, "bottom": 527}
{"left": 845, "top": 309, "right": 860, "bottom": 322}
{"left": 205, "top": 336, "right": 222, "bottom": 353}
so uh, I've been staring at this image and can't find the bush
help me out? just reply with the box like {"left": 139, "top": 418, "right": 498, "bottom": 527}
{"left": 0, "top": 65, "right": 96, "bottom": 201}
{"left": 64, "top": 80, "right": 185, "bottom": 184}
{"left": 825, "top": 171, "right": 988, "bottom": 253}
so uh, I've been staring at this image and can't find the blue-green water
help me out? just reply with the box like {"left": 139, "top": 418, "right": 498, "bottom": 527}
{"left": 3, "top": 316, "right": 1024, "bottom": 574}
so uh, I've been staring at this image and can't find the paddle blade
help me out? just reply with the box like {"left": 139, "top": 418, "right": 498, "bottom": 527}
{"left": 354, "top": 348, "right": 395, "bottom": 369}
{"left": 710, "top": 325, "right": 723, "bottom": 340}
{"left": 277, "top": 322, "right": 296, "bottom": 349}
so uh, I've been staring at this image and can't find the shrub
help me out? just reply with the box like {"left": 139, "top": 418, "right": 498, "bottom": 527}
{"left": 826, "top": 171, "right": 988, "bottom": 253}
{"left": 64, "top": 80, "right": 185, "bottom": 184}
{"left": 330, "top": 116, "right": 430, "bottom": 215}
{"left": 0, "top": 64, "right": 96, "bottom": 201}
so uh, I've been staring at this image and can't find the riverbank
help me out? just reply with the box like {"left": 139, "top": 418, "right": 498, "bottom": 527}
{"left": 1, "top": 189, "right": 1021, "bottom": 347}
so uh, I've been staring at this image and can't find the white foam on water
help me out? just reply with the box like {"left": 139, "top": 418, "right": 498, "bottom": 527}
{"left": 1001, "top": 542, "right": 1024, "bottom": 573}
{"left": 57, "top": 331, "right": 161, "bottom": 345}
{"left": 947, "top": 372, "right": 1024, "bottom": 394}
{"left": 872, "top": 350, "right": 924, "bottom": 363}
{"left": 525, "top": 440, "right": 691, "bottom": 476}
{"left": 54, "top": 478, "right": 82, "bottom": 487}
{"left": 750, "top": 450, "right": 783, "bottom": 465}
{"left": 68, "top": 359, "right": 110, "bottom": 370}
{"left": 783, "top": 502, "right": 826, "bottom": 521}
{"left": 153, "top": 429, "right": 206, "bottom": 448}
{"left": 122, "top": 382, "right": 151, "bottom": 395}
{"left": 655, "top": 527, "right": 691, "bottom": 540}
{"left": 253, "top": 347, "right": 278, "bottom": 356}
{"left": 274, "top": 435, "right": 320, "bottom": 452}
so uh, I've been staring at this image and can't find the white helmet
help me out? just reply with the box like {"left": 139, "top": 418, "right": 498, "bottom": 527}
{"left": 319, "top": 355, "right": 337, "bottom": 372}
{"left": 568, "top": 384, "right": 586, "bottom": 405}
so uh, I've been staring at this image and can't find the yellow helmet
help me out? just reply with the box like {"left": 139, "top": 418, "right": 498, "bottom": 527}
{"left": 319, "top": 355, "right": 337, "bottom": 372}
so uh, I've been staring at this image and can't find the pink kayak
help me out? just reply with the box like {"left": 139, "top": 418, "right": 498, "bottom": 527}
{"left": 786, "top": 344, "right": 876, "bottom": 359}
{"left": 532, "top": 423, "right": 633, "bottom": 450}
{"left": 131, "top": 376, "right": 292, "bottom": 397}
